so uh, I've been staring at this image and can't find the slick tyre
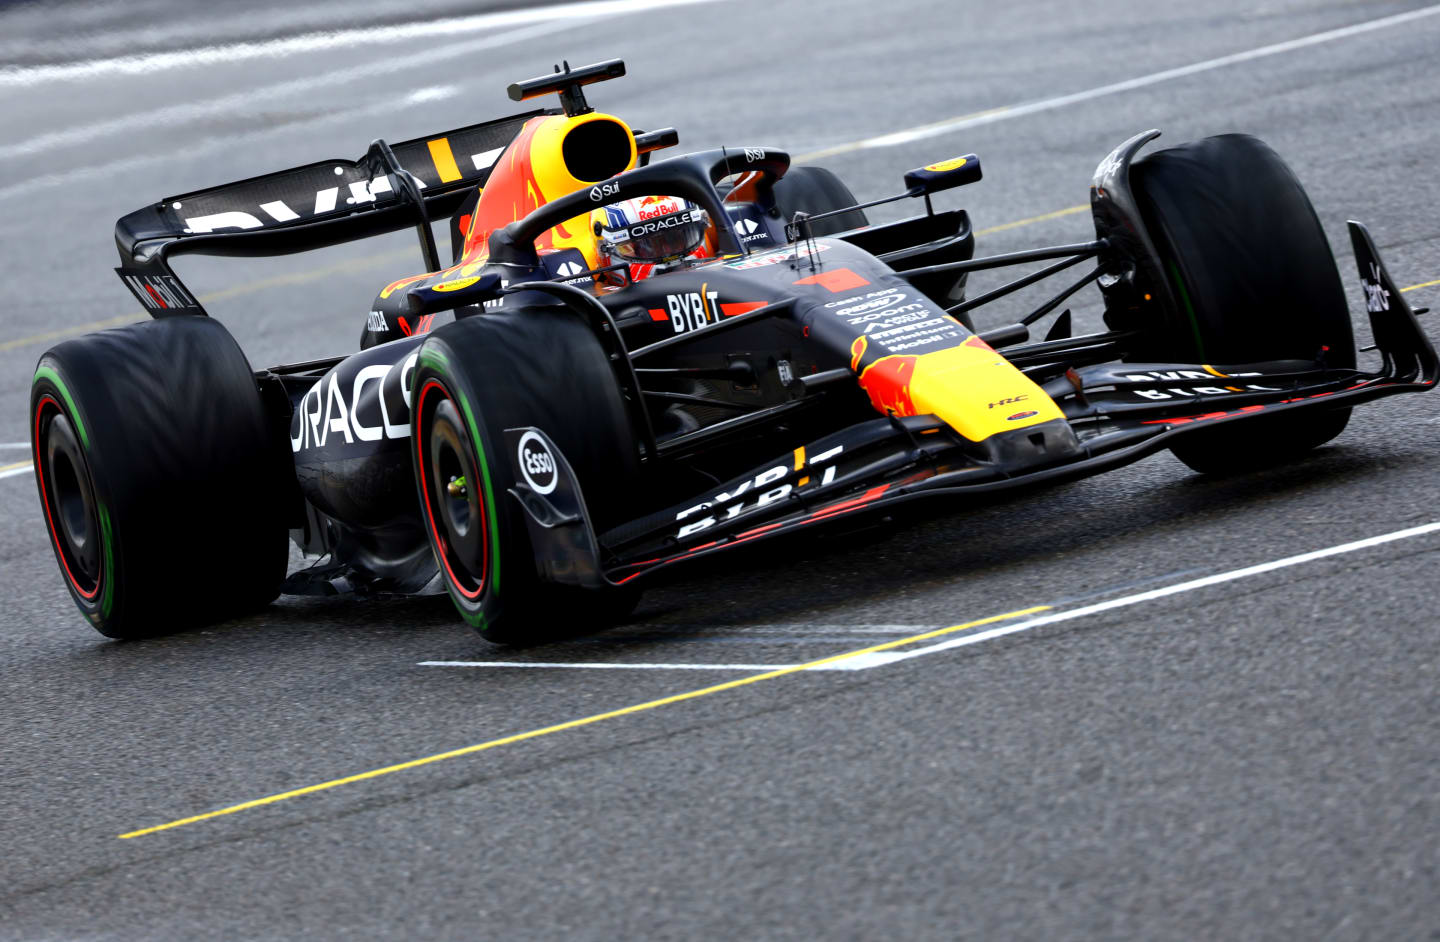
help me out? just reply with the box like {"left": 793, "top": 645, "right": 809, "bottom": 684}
{"left": 31, "top": 317, "right": 290, "bottom": 639}
{"left": 772, "top": 166, "right": 868, "bottom": 236}
{"left": 410, "top": 308, "right": 641, "bottom": 643}
{"left": 1129, "top": 134, "right": 1355, "bottom": 474}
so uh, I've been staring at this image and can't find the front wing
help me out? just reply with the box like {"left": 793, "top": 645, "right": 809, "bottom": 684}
{"left": 506, "top": 221, "right": 1436, "bottom": 588}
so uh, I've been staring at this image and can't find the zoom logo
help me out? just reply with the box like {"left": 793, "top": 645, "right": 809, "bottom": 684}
{"left": 517, "top": 430, "right": 558, "bottom": 495}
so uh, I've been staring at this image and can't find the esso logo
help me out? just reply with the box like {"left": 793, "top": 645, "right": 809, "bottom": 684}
{"left": 517, "top": 430, "right": 557, "bottom": 494}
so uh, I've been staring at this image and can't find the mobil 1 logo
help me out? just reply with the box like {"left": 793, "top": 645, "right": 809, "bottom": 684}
{"left": 117, "top": 268, "right": 203, "bottom": 314}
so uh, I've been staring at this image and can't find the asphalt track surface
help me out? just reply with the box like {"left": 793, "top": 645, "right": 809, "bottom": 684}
{"left": 2, "top": 0, "right": 1439, "bottom": 937}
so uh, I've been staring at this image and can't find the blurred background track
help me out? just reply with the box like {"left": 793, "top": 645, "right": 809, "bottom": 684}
{"left": 1, "top": 1, "right": 1437, "bottom": 938}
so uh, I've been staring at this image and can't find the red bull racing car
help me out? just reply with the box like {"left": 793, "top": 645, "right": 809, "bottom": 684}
{"left": 31, "top": 59, "right": 1437, "bottom": 641}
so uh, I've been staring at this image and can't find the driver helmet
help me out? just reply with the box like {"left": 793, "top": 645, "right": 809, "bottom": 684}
{"left": 591, "top": 195, "right": 712, "bottom": 282}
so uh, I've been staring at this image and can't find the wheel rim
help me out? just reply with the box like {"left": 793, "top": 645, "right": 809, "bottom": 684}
{"left": 34, "top": 395, "right": 103, "bottom": 600}
{"left": 416, "top": 381, "right": 489, "bottom": 600}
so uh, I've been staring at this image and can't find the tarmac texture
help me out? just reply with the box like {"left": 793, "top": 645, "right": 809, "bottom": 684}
{"left": 1, "top": 0, "right": 1438, "bottom": 937}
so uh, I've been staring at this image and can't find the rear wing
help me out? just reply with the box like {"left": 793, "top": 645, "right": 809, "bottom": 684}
{"left": 114, "top": 108, "right": 550, "bottom": 316}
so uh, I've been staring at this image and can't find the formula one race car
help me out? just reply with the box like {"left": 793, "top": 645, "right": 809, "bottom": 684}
{"left": 31, "top": 59, "right": 1436, "bottom": 640}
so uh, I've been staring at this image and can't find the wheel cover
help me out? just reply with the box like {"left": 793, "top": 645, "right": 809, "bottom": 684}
{"left": 416, "top": 381, "right": 489, "bottom": 600}
{"left": 34, "top": 395, "right": 102, "bottom": 599}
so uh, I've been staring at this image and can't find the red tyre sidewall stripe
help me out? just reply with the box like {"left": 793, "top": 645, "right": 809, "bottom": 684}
{"left": 415, "top": 379, "right": 488, "bottom": 601}
{"left": 33, "top": 394, "right": 101, "bottom": 601}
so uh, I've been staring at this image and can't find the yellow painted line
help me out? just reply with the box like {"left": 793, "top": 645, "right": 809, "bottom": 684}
{"left": 427, "top": 137, "right": 463, "bottom": 183}
{"left": 197, "top": 249, "right": 415, "bottom": 304}
{"left": 793, "top": 107, "right": 1012, "bottom": 164}
{"left": 0, "top": 314, "right": 147, "bottom": 354}
{"left": 0, "top": 460, "right": 32, "bottom": 473}
{"left": 975, "top": 204, "right": 1090, "bottom": 236}
{"left": 0, "top": 248, "right": 415, "bottom": 355}
{"left": 1402, "top": 279, "right": 1438, "bottom": 293}
{"left": 118, "top": 604, "right": 1050, "bottom": 839}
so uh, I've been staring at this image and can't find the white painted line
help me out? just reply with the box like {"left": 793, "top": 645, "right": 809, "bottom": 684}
{"left": 420, "top": 661, "right": 791, "bottom": 671}
{"left": 0, "top": 462, "right": 34, "bottom": 481}
{"left": 0, "top": 0, "right": 722, "bottom": 87}
{"left": 608, "top": 624, "right": 937, "bottom": 636}
{"left": 0, "top": 19, "right": 569, "bottom": 163}
{"left": 404, "top": 85, "right": 459, "bottom": 105}
{"left": 0, "top": 443, "right": 29, "bottom": 449}
{"left": 421, "top": 624, "right": 945, "bottom": 669}
{"left": 721, "top": 623, "right": 936, "bottom": 634}
{"left": 601, "top": 636, "right": 927, "bottom": 645}
{"left": 828, "top": 520, "right": 1440, "bottom": 670}
{"left": 0, "top": 79, "right": 476, "bottom": 202}
{"left": 800, "top": 3, "right": 1440, "bottom": 160}
{"left": 424, "top": 520, "right": 1440, "bottom": 674}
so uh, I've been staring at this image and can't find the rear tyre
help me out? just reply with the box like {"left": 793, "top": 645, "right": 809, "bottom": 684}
{"left": 1128, "top": 134, "right": 1355, "bottom": 474}
{"left": 410, "top": 308, "right": 642, "bottom": 643}
{"left": 772, "top": 166, "right": 868, "bottom": 236}
{"left": 31, "top": 317, "right": 290, "bottom": 639}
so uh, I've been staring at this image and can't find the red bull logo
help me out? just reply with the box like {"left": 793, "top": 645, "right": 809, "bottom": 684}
{"left": 857, "top": 355, "right": 920, "bottom": 417}
{"left": 637, "top": 195, "right": 680, "bottom": 219}
{"left": 851, "top": 339, "right": 1066, "bottom": 442}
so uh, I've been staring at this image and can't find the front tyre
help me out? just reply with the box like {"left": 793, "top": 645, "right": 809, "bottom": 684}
{"left": 411, "top": 308, "right": 641, "bottom": 643}
{"left": 1128, "top": 134, "right": 1356, "bottom": 474}
{"left": 772, "top": 166, "right": 868, "bottom": 235}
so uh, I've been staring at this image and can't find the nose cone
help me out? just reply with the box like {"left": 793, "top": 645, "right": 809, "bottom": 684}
{"left": 856, "top": 334, "right": 1071, "bottom": 451}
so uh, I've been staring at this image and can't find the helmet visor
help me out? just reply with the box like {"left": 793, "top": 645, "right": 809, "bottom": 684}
{"left": 600, "top": 208, "right": 708, "bottom": 263}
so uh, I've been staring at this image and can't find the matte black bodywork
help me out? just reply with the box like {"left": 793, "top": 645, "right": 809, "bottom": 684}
{"left": 110, "top": 102, "right": 1438, "bottom": 600}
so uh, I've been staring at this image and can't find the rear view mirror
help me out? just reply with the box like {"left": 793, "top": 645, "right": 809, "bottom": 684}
{"left": 904, "top": 155, "right": 983, "bottom": 196}
{"left": 407, "top": 272, "right": 503, "bottom": 315}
